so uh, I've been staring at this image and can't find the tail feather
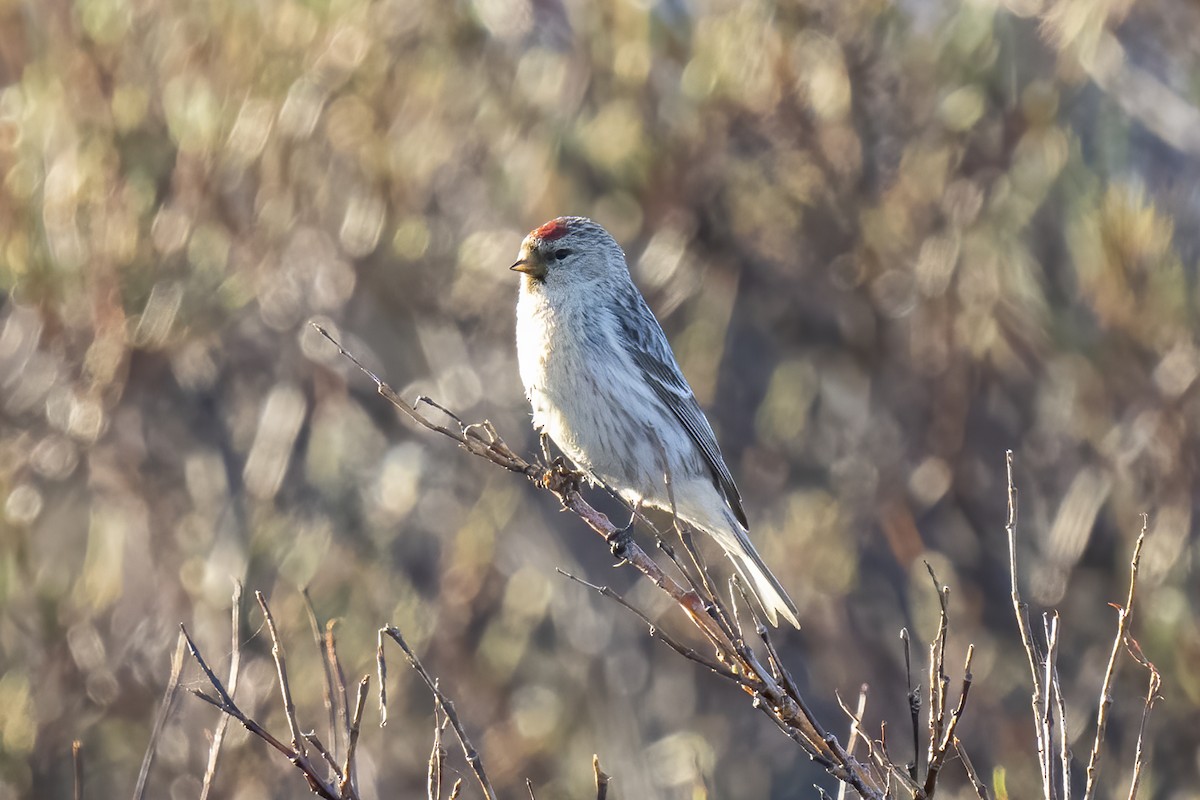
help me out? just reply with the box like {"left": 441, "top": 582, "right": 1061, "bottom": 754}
{"left": 720, "top": 517, "right": 800, "bottom": 629}
{"left": 729, "top": 540, "right": 801, "bottom": 629}
{"left": 656, "top": 485, "right": 800, "bottom": 628}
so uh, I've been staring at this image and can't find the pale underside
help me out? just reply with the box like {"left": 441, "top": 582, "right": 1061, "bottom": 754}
{"left": 516, "top": 275, "right": 800, "bottom": 627}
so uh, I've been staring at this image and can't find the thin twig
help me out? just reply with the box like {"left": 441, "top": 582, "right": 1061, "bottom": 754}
{"left": 257, "top": 591, "right": 306, "bottom": 757}
{"left": 562, "top": 530, "right": 851, "bottom": 780}
{"left": 428, "top": 700, "right": 446, "bottom": 800}
{"left": 376, "top": 631, "right": 389, "bottom": 726}
{"left": 900, "top": 627, "right": 920, "bottom": 782}
{"left": 874, "top": 721, "right": 921, "bottom": 796}
{"left": 729, "top": 576, "right": 751, "bottom": 647}
{"left": 1055, "top": 656, "right": 1071, "bottom": 800}
{"left": 302, "top": 588, "right": 340, "bottom": 767}
{"left": 1123, "top": 634, "right": 1160, "bottom": 800}
{"left": 181, "top": 624, "right": 341, "bottom": 799}
{"left": 656, "top": 447, "right": 738, "bottom": 643}
{"left": 338, "top": 676, "right": 370, "bottom": 798}
{"left": 593, "top": 754, "right": 610, "bottom": 800}
{"left": 201, "top": 581, "right": 243, "bottom": 800}
{"left": 303, "top": 731, "right": 342, "bottom": 774}
{"left": 72, "top": 740, "right": 82, "bottom": 800}
{"left": 1042, "top": 612, "right": 1061, "bottom": 799}
{"left": 758, "top": 621, "right": 804, "bottom": 707}
{"left": 925, "top": 644, "right": 976, "bottom": 798}
{"left": 955, "top": 737, "right": 990, "bottom": 800}
{"left": 1083, "top": 515, "right": 1148, "bottom": 800}
{"left": 557, "top": 570, "right": 751, "bottom": 686}
{"left": 379, "top": 626, "right": 498, "bottom": 800}
{"left": 836, "top": 686, "right": 869, "bottom": 800}
{"left": 925, "top": 564, "right": 951, "bottom": 781}
{"left": 1006, "top": 451, "right": 1051, "bottom": 800}
{"left": 327, "top": 621, "right": 351, "bottom": 745}
{"left": 933, "top": 567, "right": 950, "bottom": 715}
{"left": 133, "top": 630, "right": 187, "bottom": 800}
{"left": 677, "top": 526, "right": 738, "bottom": 642}
{"left": 835, "top": 690, "right": 876, "bottom": 758}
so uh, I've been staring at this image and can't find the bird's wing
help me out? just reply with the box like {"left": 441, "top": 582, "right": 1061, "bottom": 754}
{"left": 614, "top": 289, "right": 749, "bottom": 529}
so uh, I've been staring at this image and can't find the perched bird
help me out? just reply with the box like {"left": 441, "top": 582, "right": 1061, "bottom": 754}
{"left": 511, "top": 216, "right": 800, "bottom": 628}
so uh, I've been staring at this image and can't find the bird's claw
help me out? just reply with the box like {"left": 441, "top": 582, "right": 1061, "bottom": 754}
{"left": 605, "top": 500, "right": 644, "bottom": 562}
{"left": 606, "top": 526, "right": 631, "bottom": 562}
{"left": 541, "top": 457, "right": 583, "bottom": 494}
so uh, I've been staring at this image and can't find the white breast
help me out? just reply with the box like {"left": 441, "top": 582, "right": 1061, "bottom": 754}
{"left": 518, "top": 280, "right": 681, "bottom": 502}
{"left": 515, "top": 284, "right": 584, "bottom": 448}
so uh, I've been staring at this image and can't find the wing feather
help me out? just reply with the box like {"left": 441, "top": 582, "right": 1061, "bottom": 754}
{"left": 613, "top": 289, "right": 749, "bottom": 529}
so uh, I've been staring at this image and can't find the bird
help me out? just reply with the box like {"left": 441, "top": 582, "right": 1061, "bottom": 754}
{"left": 511, "top": 216, "right": 800, "bottom": 628}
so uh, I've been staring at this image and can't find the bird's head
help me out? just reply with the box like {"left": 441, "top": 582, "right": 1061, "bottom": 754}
{"left": 510, "top": 216, "right": 627, "bottom": 290}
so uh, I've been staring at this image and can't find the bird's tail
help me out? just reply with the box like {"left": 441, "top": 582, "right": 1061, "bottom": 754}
{"left": 715, "top": 512, "right": 801, "bottom": 629}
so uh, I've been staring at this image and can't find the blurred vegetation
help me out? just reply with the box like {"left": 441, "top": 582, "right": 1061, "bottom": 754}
{"left": 1, "top": 0, "right": 1198, "bottom": 797}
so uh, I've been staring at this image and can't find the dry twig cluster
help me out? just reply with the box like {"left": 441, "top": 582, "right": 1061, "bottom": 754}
{"left": 1003, "top": 453, "right": 1160, "bottom": 800}
{"left": 182, "top": 589, "right": 371, "bottom": 799}
{"left": 156, "top": 328, "right": 1160, "bottom": 800}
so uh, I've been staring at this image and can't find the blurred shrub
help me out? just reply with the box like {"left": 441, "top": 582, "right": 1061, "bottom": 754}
{"left": 1, "top": 0, "right": 1198, "bottom": 797}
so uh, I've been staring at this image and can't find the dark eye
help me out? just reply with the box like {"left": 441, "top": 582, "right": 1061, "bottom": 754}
{"left": 553, "top": 248, "right": 571, "bottom": 261}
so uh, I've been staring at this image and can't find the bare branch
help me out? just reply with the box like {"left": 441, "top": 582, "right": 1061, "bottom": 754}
{"left": 201, "top": 581, "right": 243, "bottom": 800}
{"left": 327, "top": 622, "right": 352, "bottom": 750}
{"left": 925, "top": 644, "right": 976, "bottom": 798}
{"left": 302, "top": 588, "right": 340, "bottom": 766}
{"left": 955, "top": 737, "right": 990, "bottom": 800}
{"left": 1123, "top": 634, "right": 1161, "bottom": 800}
{"left": 1006, "top": 450, "right": 1052, "bottom": 800}
{"left": 304, "top": 731, "right": 342, "bottom": 775}
{"left": 836, "top": 686, "right": 869, "bottom": 800}
{"left": 180, "top": 624, "right": 341, "bottom": 799}
{"left": 1054, "top": 652, "right": 1071, "bottom": 800}
{"left": 1042, "top": 612, "right": 1061, "bottom": 799}
{"left": 379, "top": 626, "right": 498, "bottom": 800}
{"left": 314, "top": 324, "right": 974, "bottom": 800}
{"left": 835, "top": 690, "right": 875, "bottom": 759}
{"left": 558, "top": 569, "right": 751, "bottom": 686}
{"left": 72, "top": 740, "right": 82, "bottom": 800}
{"left": 925, "top": 563, "right": 951, "bottom": 782}
{"left": 338, "top": 676, "right": 370, "bottom": 798}
{"left": 312, "top": 322, "right": 735, "bottom": 650}
{"left": 900, "top": 627, "right": 921, "bottom": 783}
{"left": 1083, "top": 515, "right": 1148, "bottom": 800}
{"left": 257, "top": 591, "right": 307, "bottom": 758}
{"left": 133, "top": 629, "right": 187, "bottom": 800}
{"left": 376, "top": 630, "right": 389, "bottom": 727}
{"left": 757, "top": 621, "right": 804, "bottom": 710}
{"left": 593, "top": 754, "right": 610, "bottom": 800}
{"left": 428, "top": 701, "right": 446, "bottom": 800}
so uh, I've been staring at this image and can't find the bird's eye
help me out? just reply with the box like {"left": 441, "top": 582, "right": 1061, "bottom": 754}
{"left": 553, "top": 248, "right": 571, "bottom": 261}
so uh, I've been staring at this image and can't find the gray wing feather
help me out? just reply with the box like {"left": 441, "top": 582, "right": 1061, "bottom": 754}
{"left": 613, "top": 289, "right": 749, "bottom": 529}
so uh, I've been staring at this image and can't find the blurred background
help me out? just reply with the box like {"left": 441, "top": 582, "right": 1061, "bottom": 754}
{"left": 1, "top": 0, "right": 1199, "bottom": 797}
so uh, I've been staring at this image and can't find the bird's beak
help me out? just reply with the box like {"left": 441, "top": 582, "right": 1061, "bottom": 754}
{"left": 510, "top": 256, "right": 546, "bottom": 279}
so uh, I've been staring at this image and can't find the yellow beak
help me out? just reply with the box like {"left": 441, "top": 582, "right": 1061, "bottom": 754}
{"left": 510, "top": 257, "right": 546, "bottom": 279}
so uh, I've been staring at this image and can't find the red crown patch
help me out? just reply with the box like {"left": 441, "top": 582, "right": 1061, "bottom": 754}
{"left": 532, "top": 218, "right": 570, "bottom": 242}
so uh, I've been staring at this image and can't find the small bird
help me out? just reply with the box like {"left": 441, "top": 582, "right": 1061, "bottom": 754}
{"left": 511, "top": 216, "right": 800, "bottom": 628}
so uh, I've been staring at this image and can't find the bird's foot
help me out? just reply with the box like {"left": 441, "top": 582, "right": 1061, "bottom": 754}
{"left": 605, "top": 525, "right": 631, "bottom": 561}
{"left": 604, "top": 501, "right": 643, "bottom": 563}
{"left": 541, "top": 456, "right": 584, "bottom": 494}
{"left": 606, "top": 501, "right": 641, "bottom": 561}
